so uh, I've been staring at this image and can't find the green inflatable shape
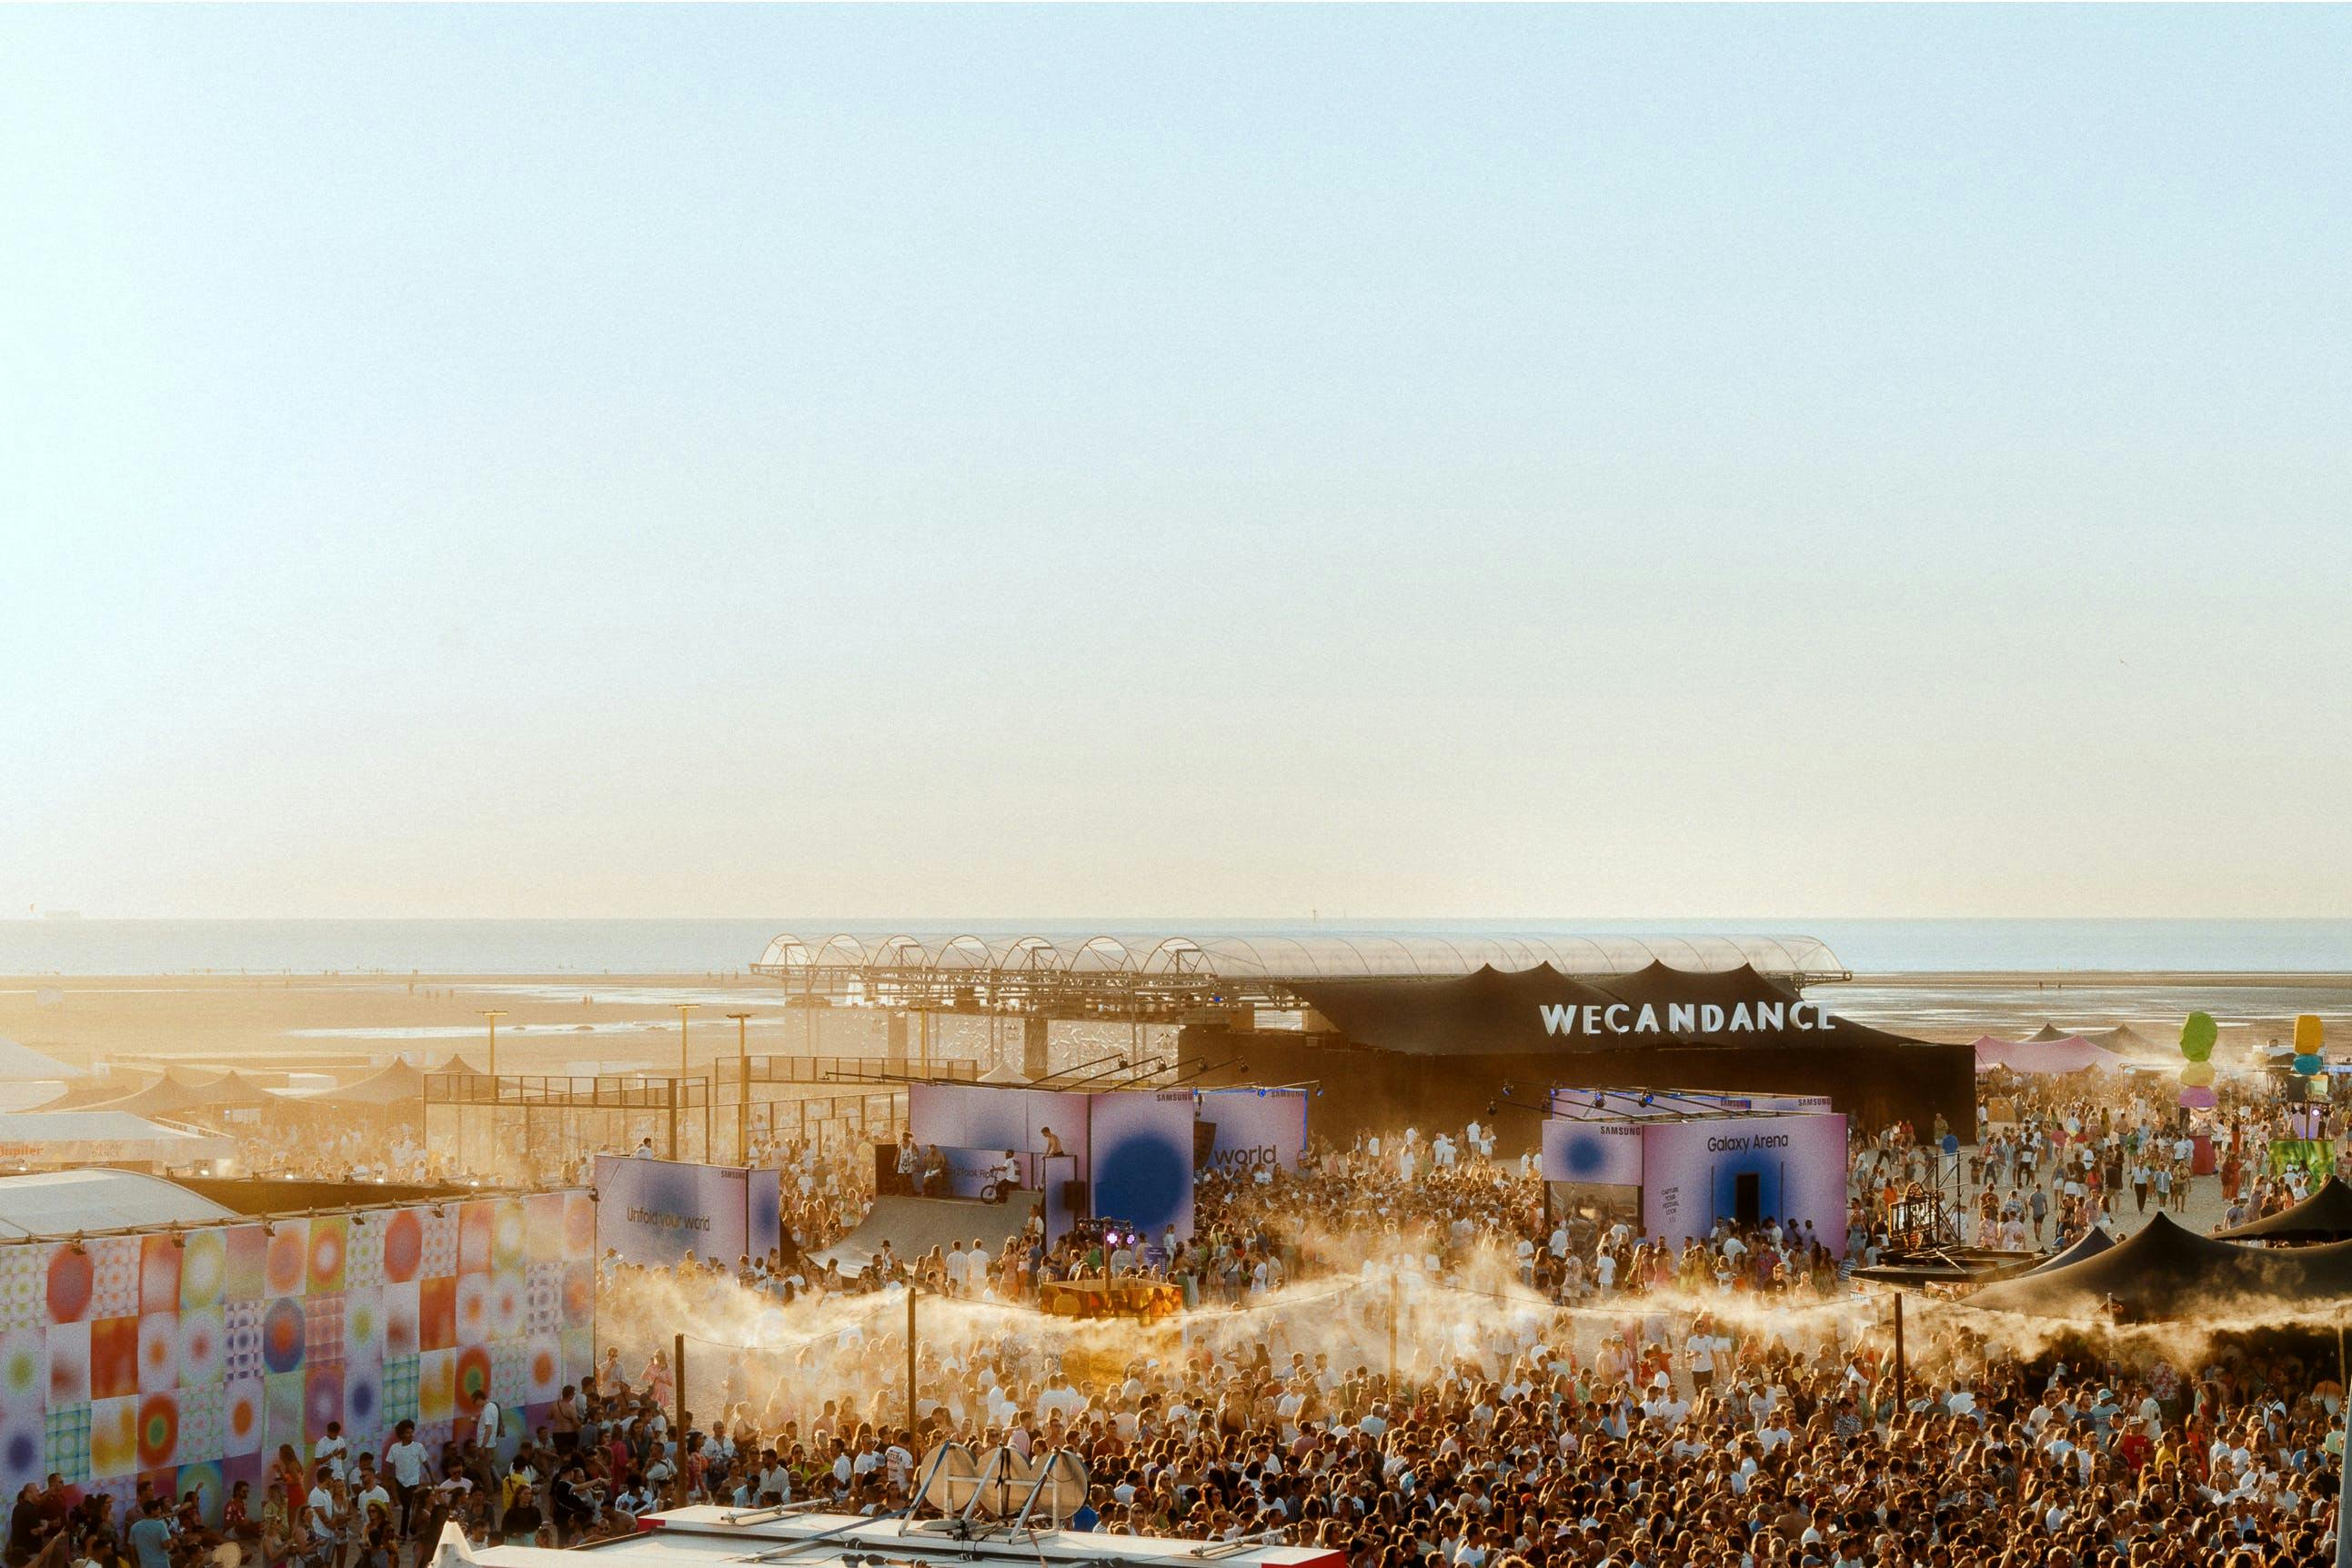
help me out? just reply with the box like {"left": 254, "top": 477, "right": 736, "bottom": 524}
{"left": 2180, "top": 1010, "right": 2217, "bottom": 1061}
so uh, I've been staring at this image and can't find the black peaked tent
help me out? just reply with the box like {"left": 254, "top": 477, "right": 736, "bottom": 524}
{"left": 2216, "top": 1178, "right": 2352, "bottom": 1244}
{"left": 2014, "top": 1225, "right": 2117, "bottom": 1276}
{"left": 2028, "top": 1022, "right": 2166, "bottom": 1057}
{"left": 1966, "top": 1212, "right": 2352, "bottom": 1321}
{"left": 2085, "top": 1023, "right": 2166, "bottom": 1058}
{"left": 1197, "top": 963, "right": 1974, "bottom": 1148}
{"left": 191, "top": 1071, "right": 284, "bottom": 1113}
{"left": 302, "top": 1059, "right": 428, "bottom": 1112}
{"left": 1586, "top": 961, "right": 1801, "bottom": 1017}
{"left": 1297, "top": 965, "right": 1625, "bottom": 1057}
{"left": 85, "top": 1070, "right": 229, "bottom": 1118}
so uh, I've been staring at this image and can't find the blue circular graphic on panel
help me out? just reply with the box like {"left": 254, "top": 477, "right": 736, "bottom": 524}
{"left": 1562, "top": 1132, "right": 1612, "bottom": 1179}
{"left": 1099, "top": 1133, "right": 1188, "bottom": 1231}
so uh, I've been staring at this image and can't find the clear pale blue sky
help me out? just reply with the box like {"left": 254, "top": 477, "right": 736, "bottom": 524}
{"left": 4, "top": 6, "right": 2348, "bottom": 920}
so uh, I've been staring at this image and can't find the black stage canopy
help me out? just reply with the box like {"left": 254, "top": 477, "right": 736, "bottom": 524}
{"left": 1292, "top": 961, "right": 1922, "bottom": 1056}
{"left": 1187, "top": 962, "right": 1975, "bottom": 1145}
{"left": 1965, "top": 1212, "right": 2352, "bottom": 1321}
{"left": 2026, "top": 1224, "right": 2119, "bottom": 1274}
{"left": 2216, "top": 1177, "right": 2352, "bottom": 1244}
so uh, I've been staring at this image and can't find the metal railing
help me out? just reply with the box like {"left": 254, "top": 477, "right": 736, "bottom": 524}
{"left": 423, "top": 1072, "right": 711, "bottom": 1110}
{"left": 715, "top": 1056, "right": 979, "bottom": 1087}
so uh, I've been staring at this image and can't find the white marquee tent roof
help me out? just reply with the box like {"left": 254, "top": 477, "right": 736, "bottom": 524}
{"left": 0, "top": 1035, "right": 83, "bottom": 1082}
{"left": 0, "top": 1112, "right": 235, "bottom": 1170}
{"left": 0, "top": 1169, "right": 237, "bottom": 1240}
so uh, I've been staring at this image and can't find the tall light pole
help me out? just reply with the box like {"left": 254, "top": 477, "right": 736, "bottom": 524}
{"left": 477, "top": 1010, "right": 507, "bottom": 1175}
{"left": 674, "top": 1002, "right": 700, "bottom": 1161}
{"left": 726, "top": 1011, "right": 753, "bottom": 1164}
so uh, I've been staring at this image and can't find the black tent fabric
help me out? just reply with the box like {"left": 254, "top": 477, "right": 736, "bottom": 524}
{"left": 1589, "top": 961, "right": 1803, "bottom": 1015}
{"left": 2215, "top": 1178, "right": 2352, "bottom": 1243}
{"left": 1298, "top": 966, "right": 1624, "bottom": 1058}
{"left": 1290, "top": 963, "right": 1922, "bottom": 1057}
{"left": 1965, "top": 1212, "right": 2352, "bottom": 1320}
{"left": 195, "top": 1071, "right": 285, "bottom": 1112}
{"left": 1191, "top": 961, "right": 1973, "bottom": 1146}
{"left": 47, "top": 1072, "right": 158, "bottom": 1111}
{"left": 2027, "top": 1024, "right": 2070, "bottom": 1043}
{"left": 2084, "top": 1024, "right": 2166, "bottom": 1057}
{"left": 1272, "top": 962, "right": 1966, "bottom": 1139}
{"left": 84, "top": 1069, "right": 285, "bottom": 1119}
{"left": 2015, "top": 1225, "right": 2117, "bottom": 1276}
{"left": 298, "top": 1059, "right": 427, "bottom": 1111}
{"left": 85, "top": 1070, "right": 228, "bottom": 1118}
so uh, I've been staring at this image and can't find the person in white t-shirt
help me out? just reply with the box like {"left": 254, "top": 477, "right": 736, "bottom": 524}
{"left": 307, "top": 1463, "right": 343, "bottom": 1540}
{"left": 351, "top": 1462, "right": 392, "bottom": 1525}
{"left": 1685, "top": 1322, "right": 1733, "bottom": 1392}
{"left": 474, "top": 1390, "right": 504, "bottom": 1454}
{"left": 315, "top": 1422, "right": 349, "bottom": 1483}
{"left": 383, "top": 1420, "right": 429, "bottom": 1539}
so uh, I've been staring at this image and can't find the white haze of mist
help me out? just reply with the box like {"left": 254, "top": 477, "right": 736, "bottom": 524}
{"left": 598, "top": 1229, "right": 2346, "bottom": 1428}
{"left": 5, "top": 7, "right": 2350, "bottom": 921}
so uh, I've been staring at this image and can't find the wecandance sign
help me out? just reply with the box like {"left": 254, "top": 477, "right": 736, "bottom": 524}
{"left": 1538, "top": 1000, "right": 1837, "bottom": 1039}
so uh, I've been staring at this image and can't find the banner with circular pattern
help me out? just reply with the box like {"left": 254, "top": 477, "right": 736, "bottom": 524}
{"left": 1, "top": 1190, "right": 593, "bottom": 1539}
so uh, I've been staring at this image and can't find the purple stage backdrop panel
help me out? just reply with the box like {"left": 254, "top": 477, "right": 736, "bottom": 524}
{"left": 749, "top": 1171, "right": 782, "bottom": 1255}
{"left": 590, "top": 1156, "right": 751, "bottom": 1267}
{"left": 927, "top": 1146, "right": 1016, "bottom": 1200}
{"left": 1637, "top": 1113, "right": 1849, "bottom": 1256}
{"left": 908, "top": 1085, "right": 1091, "bottom": 1180}
{"left": 1039, "top": 1153, "right": 1077, "bottom": 1247}
{"left": 1086, "top": 1091, "right": 1196, "bottom": 1242}
{"left": 1197, "top": 1089, "right": 1310, "bottom": 1175}
{"left": 1540, "top": 1119, "right": 1647, "bottom": 1186}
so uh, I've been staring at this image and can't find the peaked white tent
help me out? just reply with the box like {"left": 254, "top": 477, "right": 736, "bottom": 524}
{"left": 0, "top": 1036, "right": 82, "bottom": 1081}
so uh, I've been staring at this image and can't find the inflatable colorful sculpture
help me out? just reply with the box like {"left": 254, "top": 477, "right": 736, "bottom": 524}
{"left": 2177, "top": 1010, "right": 2218, "bottom": 1109}
{"left": 2293, "top": 1012, "right": 2327, "bottom": 1080}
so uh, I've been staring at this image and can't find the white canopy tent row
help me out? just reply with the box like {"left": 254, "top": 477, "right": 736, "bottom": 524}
{"left": 0, "top": 1111, "right": 235, "bottom": 1168}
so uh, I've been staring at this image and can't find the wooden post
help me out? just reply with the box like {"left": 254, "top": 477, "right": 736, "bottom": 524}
{"left": 2337, "top": 1313, "right": 2351, "bottom": 1568}
{"left": 1892, "top": 1292, "right": 1906, "bottom": 1420}
{"left": 673, "top": 1332, "right": 688, "bottom": 1503}
{"left": 1387, "top": 1272, "right": 1400, "bottom": 1390}
{"left": 905, "top": 1287, "right": 919, "bottom": 1437}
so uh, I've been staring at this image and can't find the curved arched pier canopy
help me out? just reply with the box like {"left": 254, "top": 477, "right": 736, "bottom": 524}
{"left": 751, "top": 930, "right": 1848, "bottom": 1018}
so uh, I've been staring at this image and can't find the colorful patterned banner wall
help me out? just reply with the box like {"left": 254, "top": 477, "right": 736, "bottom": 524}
{"left": 0, "top": 1191, "right": 596, "bottom": 1529}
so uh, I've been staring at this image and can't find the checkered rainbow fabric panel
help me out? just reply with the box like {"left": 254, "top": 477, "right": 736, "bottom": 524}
{"left": 0, "top": 1191, "right": 595, "bottom": 1528}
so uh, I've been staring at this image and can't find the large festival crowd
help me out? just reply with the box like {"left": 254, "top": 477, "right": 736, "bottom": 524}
{"left": 20, "top": 1062, "right": 2352, "bottom": 1568}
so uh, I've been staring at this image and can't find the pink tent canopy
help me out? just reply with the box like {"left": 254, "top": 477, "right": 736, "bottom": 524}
{"left": 1973, "top": 1034, "right": 2114, "bottom": 1074}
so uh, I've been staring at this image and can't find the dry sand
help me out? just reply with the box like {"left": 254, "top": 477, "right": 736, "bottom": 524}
{"left": 0, "top": 971, "right": 798, "bottom": 1079}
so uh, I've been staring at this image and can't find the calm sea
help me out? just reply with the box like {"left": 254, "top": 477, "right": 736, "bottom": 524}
{"left": 0, "top": 919, "right": 2348, "bottom": 977}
